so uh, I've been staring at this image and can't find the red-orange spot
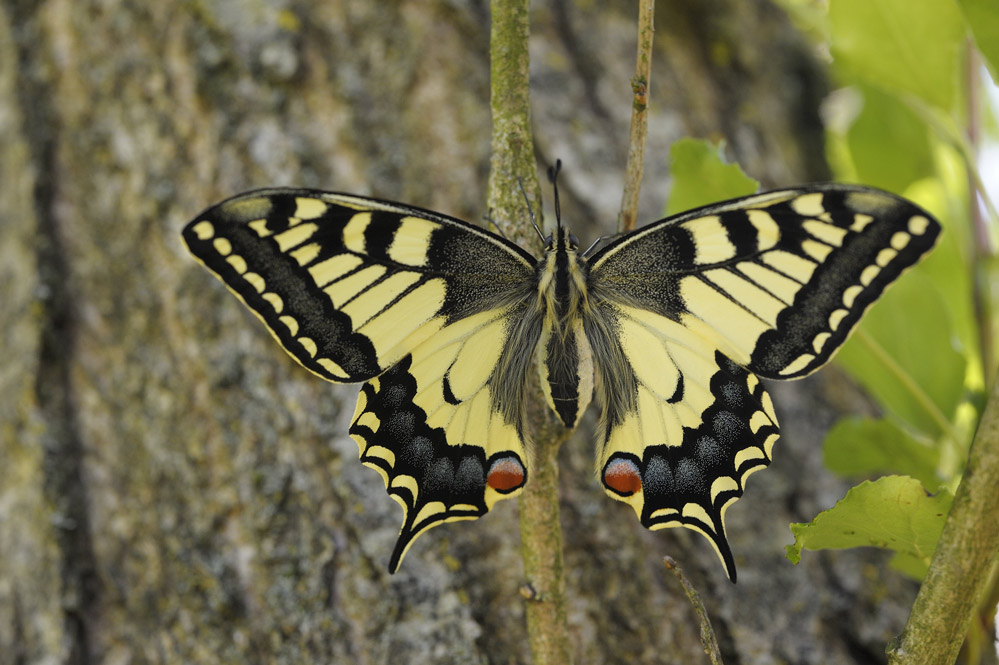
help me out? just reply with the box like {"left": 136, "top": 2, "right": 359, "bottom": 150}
{"left": 603, "top": 458, "right": 643, "bottom": 496}
{"left": 487, "top": 457, "right": 526, "bottom": 492}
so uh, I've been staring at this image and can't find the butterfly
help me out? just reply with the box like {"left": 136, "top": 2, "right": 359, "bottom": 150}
{"left": 182, "top": 171, "right": 939, "bottom": 581}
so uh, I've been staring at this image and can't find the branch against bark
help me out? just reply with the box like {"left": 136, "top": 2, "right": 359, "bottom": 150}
{"left": 887, "top": 371, "right": 999, "bottom": 665}
{"left": 488, "top": 1, "right": 573, "bottom": 664}
{"left": 617, "top": 0, "right": 655, "bottom": 234}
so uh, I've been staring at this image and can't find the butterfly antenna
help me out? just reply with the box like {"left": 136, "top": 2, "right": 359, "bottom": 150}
{"left": 517, "top": 176, "right": 545, "bottom": 243}
{"left": 547, "top": 159, "right": 563, "bottom": 230}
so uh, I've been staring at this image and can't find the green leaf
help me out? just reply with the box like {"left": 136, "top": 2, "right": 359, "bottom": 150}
{"left": 786, "top": 476, "right": 953, "bottom": 579}
{"left": 835, "top": 269, "right": 965, "bottom": 439}
{"left": 666, "top": 138, "right": 759, "bottom": 215}
{"left": 829, "top": 0, "right": 964, "bottom": 109}
{"left": 846, "top": 85, "right": 935, "bottom": 194}
{"left": 823, "top": 417, "right": 941, "bottom": 489}
{"left": 958, "top": 0, "right": 999, "bottom": 85}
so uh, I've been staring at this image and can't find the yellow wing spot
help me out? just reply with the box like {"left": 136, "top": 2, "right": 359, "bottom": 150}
{"left": 388, "top": 216, "right": 438, "bottom": 267}
{"left": 279, "top": 315, "right": 299, "bottom": 336}
{"left": 248, "top": 218, "right": 272, "bottom": 237}
{"left": 760, "top": 250, "right": 816, "bottom": 284}
{"left": 747, "top": 210, "right": 781, "bottom": 251}
{"left": 780, "top": 353, "right": 814, "bottom": 376}
{"left": 738, "top": 462, "right": 768, "bottom": 485}
{"left": 274, "top": 222, "right": 319, "bottom": 252}
{"left": 803, "top": 220, "right": 847, "bottom": 246}
{"left": 749, "top": 411, "right": 771, "bottom": 434}
{"left": 734, "top": 446, "right": 766, "bottom": 469}
{"left": 243, "top": 272, "right": 265, "bottom": 292}
{"left": 681, "top": 502, "right": 714, "bottom": 527}
{"left": 891, "top": 231, "right": 911, "bottom": 251}
{"left": 213, "top": 237, "right": 233, "bottom": 256}
{"left": 812, "top": 331, "right": 831, "bottom": 354}
{"left": 746, "top": 373, "right": 759, "bottom": 392}
{"left": 859, "top": 264, "right": 880, "bottom": 286}
{"left": 317, "top": 358, "right": 348, "bottom": 378}
{"left": 684, "top": 216, "right": 737, "bottom": 265}
{"left": 294, "top": 197, "right": 328, "bottom": 220}
{"left": 850, "top": 214, "right": 874, "bottom": 233}
{"left": 226, "top": 254, "right": 247, "bottom": 274}
{"left": 356, "top": 411, "right": 381, "bottom": 434}
{"left": 262, "top": 292, "right": 284, "bottom": 313}
{"left": 390, "top": 474, "right": 420, "bottom": 500}
{"left": 290, "top": 242, "right": 321, "bottom": 266}
{"left": 413, "top": 502, "right": 447, "bottom": 528}
{"left": 648, "top": 507, "right": 680, "bottom": 523}
{"left": 710, "top": 476, "right": 740, "bottom": 500}
{"left": 309, "top": 254, "right": 363, "bottom": 288}
{"left": 801, "top": 239, "right": 833, "bottom": 262}
{"left": 343, "top": 212, "right": 373, "bottom": 254}
{"left": 298, "top": 336, "right": 318, "bottom": 358}
{"left": 791, "top": 192, "right": 826, "bottom": 217}
{"left": 842, "top": 284, "right": 864, "bottom": 309}
{"left": 364, "top": 443, "right": 395, "bottom": 466}
{"left": 762, "top": 431, "right": 779, "bottom": 457}
{"left": 829, "top": 308, "right": 849, "bottom": 331}
{"left": 876, "top": 247, "right": 897, "bottom": 267}
{"left": 908, "top": 215, "right": 931, "bottom": 235}
{"left": 192, "top": 220, "right": 215, "bottom": 240}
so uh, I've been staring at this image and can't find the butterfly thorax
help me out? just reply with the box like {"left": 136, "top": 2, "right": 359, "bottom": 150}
{"left": 535, "top": 227, "right": 595, "bottom": 429}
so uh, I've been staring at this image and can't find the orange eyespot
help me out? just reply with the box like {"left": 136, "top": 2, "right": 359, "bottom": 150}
{"left": 487, "top": 456, "right": 526, "bottom": 492}
{"left": 603, "top": 457, "right": 643, "bottom": 496}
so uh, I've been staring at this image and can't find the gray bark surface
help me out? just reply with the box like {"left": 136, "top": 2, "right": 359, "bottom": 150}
{"left": 0, "top": 1, "right": 916, "bottom": 663}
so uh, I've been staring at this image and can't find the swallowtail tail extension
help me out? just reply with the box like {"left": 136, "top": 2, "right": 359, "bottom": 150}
{"left": 182, "top": 175, "right": 939, "bottom": 581}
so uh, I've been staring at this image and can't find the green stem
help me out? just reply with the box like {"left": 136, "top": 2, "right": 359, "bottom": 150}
{"left": 887, "top": 370, "right": 999, "bottom": 664}
{"left": 488, "top": 2, "right": 573, "bottom": 664}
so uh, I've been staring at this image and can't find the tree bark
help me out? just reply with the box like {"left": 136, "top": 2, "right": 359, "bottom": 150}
{"left": 0, "top": 0, "right": 917, "bottom": 663}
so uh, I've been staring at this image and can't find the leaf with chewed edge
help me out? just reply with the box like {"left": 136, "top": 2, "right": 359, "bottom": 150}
{"left": 786, "top": 476, "right": 953, "bottom": 579}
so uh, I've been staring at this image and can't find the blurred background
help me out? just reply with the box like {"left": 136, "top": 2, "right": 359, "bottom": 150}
{"left": 1, "top": 0, "right": 994, "bottom": 663}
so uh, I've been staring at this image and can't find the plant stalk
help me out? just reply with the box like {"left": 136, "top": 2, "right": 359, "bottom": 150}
{"left": 488, "top": 1, "right": 573, "bottom": 664}
{"left": 887, "top": 370, "right": 999, "bottom": 664}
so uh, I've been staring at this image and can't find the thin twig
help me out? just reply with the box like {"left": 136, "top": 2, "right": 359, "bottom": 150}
{"left": 617, "top": 0, "right": 656, "bottom": 233}
{"left": 664, "top": 557, "right": 725, "bottom": 665}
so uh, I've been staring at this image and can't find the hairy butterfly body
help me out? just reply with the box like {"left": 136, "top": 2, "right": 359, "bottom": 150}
{"left": 182, "top": 181, "right": 939, "bottom": 580}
